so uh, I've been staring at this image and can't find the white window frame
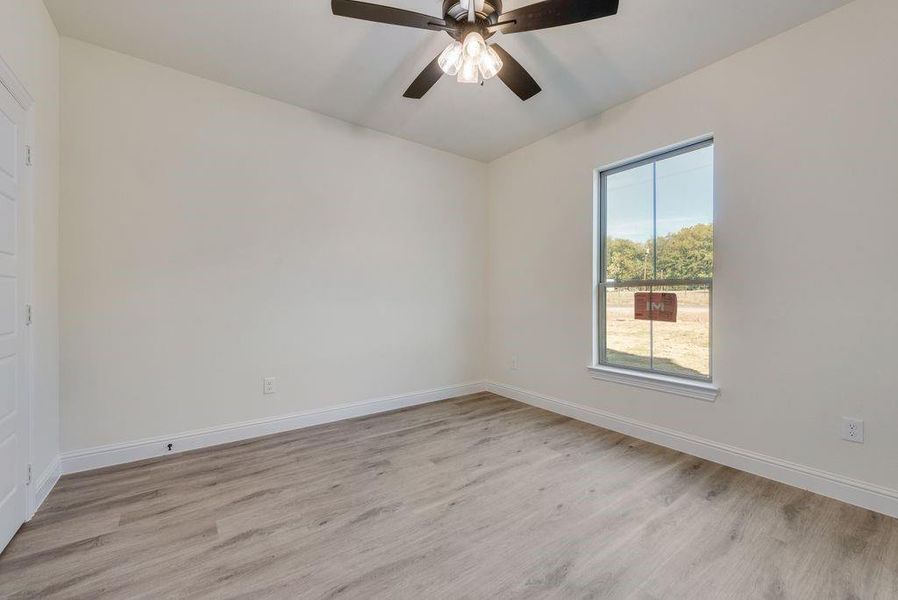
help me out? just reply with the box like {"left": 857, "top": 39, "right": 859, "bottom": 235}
{"left": 589, "top": 138, "right": 719, "bottom": 401}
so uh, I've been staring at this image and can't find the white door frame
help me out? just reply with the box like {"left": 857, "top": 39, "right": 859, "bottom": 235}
{"left": 0, "top": 53, "right": 36, "bottom": 519}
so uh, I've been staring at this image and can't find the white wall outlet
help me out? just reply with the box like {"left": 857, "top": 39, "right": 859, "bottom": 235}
{"left": 511, "top": 355, "right": 518, "bottom": 371}
{"left": 263, "top": 377, "right": 277, "bottom": 395}
{"left": 841, "top": 418, "right": 864, "bottom": 443}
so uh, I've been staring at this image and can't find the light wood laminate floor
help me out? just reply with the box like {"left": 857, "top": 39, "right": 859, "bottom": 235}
{"left": 1, "top": 393, "right": 897, "bottom": 599}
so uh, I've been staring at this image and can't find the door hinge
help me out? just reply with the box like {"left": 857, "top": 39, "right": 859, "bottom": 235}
{"left": 26, "top": 464, "right": 32, "bottom": 486}
{"left": 25, "top": 145, "right": 32, "bottom": 167}
{"left": 25, "top": 304, "right": 32, "bottom": 326}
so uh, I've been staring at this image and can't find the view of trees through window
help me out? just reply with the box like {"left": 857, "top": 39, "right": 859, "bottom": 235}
{"left": 599, "top": 141, "right": 713, "bottom": 380}
{"left": 606, "top": 223, "right": 713, "bottom": 282}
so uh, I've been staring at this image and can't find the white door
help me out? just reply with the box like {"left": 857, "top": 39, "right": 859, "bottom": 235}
{"left": 0, "top": 80, "right": 30, "bottom": 553}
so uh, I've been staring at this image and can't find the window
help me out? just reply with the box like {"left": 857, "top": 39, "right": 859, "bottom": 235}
{"left": 595, "top": 139, "right": 714, "bottom": 386}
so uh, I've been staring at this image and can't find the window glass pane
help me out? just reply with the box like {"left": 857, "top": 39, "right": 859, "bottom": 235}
{"left": 604, "top": 285, "right": 651, "bottom": 371}
{"left": 599, "top": 141, "right": 713, "bottom": 381}
{"left": 650, "top": 284, "right": 711, "bottom": 379}
{"left": 605, "top": 164, "right": 654, "bottom": 282}
{"left": 655, "top": 145, "right": 714, "bottom": 280}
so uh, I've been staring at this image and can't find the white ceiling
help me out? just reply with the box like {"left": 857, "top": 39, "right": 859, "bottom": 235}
{"left": 44, "top": 0, "right": 851, "bottom": 161}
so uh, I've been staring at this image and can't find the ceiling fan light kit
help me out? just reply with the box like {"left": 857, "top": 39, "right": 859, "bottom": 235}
{"left": 440, "top": 33, "right": 503, "bottom": 83}
{"left": 331, "top": 0, "right": 619, "bottom": 100}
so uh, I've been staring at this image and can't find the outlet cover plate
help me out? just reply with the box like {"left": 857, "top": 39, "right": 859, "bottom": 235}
{"left": 841, "top": 417, "right": 864, "bottom": 443}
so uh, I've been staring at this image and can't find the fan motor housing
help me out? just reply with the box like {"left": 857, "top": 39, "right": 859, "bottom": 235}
{"left": 444, "top": 2, "right": 502, "bottom": 23}
{"left": 443, "top": 1, "right": 502, "bottom": 39}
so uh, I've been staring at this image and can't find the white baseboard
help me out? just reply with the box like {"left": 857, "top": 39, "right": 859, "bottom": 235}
{"left": 486, "top": 381, "right": 898, "bottom": 519}
{"left": 61, "top": 381, "right": 488, "bottom": 474}
{"left": 58, "top": 379, "right": 898, "bottom": 519}
{"left": 30, "top": 455, "right": 61, "bottom": 518}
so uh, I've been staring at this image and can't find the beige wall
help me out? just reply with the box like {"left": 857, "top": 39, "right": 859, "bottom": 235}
{"left": 487, "top": 0, "right": 898, "bottom": 490}
{"left": 0, "top": 0, "right": 60, "bottom": 480}
{"left": 60, "top": 39, "right": 487, "bottom": 451}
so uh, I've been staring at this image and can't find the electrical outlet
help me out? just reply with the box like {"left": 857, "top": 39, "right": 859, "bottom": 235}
{"left": 263, "top": 377, "right": 277, "bottom": 395}
{"left": 841, "top": 418, "right": 864, "bottom": 443}
{"left": 511, "top": 356, "right": 518, "bottom": 371}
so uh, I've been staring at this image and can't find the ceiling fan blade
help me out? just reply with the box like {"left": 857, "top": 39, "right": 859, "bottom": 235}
{"left": 491, "top": 44, "right": 541, "bottom": 101}
{"left": 332, "top": 0, "right": 456, "bottom": 32}
{"left": 403, "top": 54, "right": 444, "bottom": 99}
{"left": 488, "top": 0, "right": 619, "bottom": 34}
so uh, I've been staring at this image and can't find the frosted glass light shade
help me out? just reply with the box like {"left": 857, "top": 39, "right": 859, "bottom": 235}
{"left": 462, "top": 32, "right": 486, "bottom": 60}
{"left": 457, "top": 55, "right": 481, "bottom": 84}
{"left": 438, "top": 41, "right": 464, "bottom": 76}
{"left": 479, "top": 45, "right": 503, "bottom": 80}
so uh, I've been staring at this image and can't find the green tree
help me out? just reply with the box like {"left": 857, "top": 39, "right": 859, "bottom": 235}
{"left": 606, "top": 237, "right": 651, "bottom": 281}
{"left": 655, "top": 223, "right": 713, "bottom": 279}
{"left": 606, "top": 224, "right": 713, "bottom": 282}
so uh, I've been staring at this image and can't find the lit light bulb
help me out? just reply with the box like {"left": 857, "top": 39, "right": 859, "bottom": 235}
{"left": 462, "top": 32, "right": 486, "bottom": 60}
{"left": 438, "top": 41, "right": 464, "bottom": 76}
{"left": 478, "top": 45, "right": 503, "bottom": 80}
{"left": 457, "top": 55, "right": 481, "bottom": 84}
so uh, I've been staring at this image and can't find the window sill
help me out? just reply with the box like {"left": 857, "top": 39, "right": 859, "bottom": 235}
{"left": 587, "top": 365, "right": 719, "bottom": 402}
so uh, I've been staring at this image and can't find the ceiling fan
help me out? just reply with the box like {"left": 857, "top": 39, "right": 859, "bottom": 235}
{"left": 332, "top": 0, "right": 619, "bottom": 101}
